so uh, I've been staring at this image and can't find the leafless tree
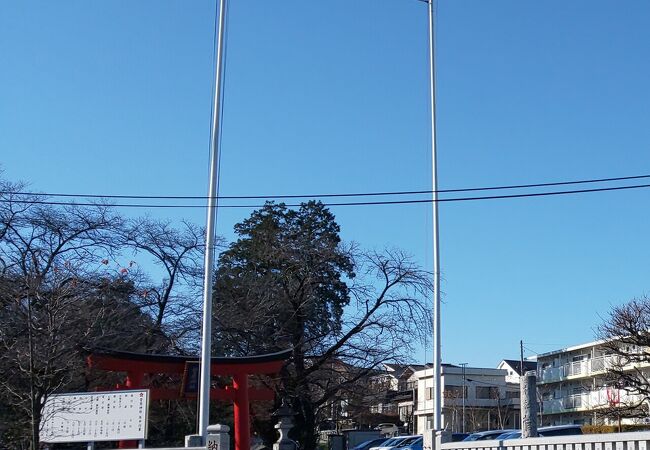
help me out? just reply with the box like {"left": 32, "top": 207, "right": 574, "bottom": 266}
{"left": 0, "top": 174, "right": 219, "bottom": 448}
{"left": 596, "top": 296, "right": 650, "bottom": 425}
{"left": 122, "top": 218, "right": 207, "bottom": 354}
{"left": 299, "top": 249, "right": 431, "bottom": 415}
{"left": 0, "top": 183, "right": 208, "bottom": 448}
{"left": 442, "top": 389, "right": 464, "bottom": 433}
{"left": 0, "top": 194, "right": 137, "bottom": 448}
{"left": 491, "top": 388, "right": 516, "bottom": 430}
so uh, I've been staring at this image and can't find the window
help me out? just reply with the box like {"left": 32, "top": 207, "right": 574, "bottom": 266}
{"left": 425, "top": 387, "right": 434, "bottom": 400}
{"left": 476, "top": 386, "right": 499, "bottom": 399}
{"left": 444, "top": 385, "right": 467, "bottom": 399}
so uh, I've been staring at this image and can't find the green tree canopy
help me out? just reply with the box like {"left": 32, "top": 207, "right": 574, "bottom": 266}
{"left": 214, "top": 201, "right": 355, "bottom": 355}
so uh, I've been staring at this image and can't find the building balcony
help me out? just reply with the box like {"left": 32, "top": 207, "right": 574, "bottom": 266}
{"left": 537, "top": 356, "right": 636, "bottom": 383}
{"left": 541, "top": 388, "right": 642, "bottom": 414}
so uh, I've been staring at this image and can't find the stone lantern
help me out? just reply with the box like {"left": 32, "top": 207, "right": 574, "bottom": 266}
{"left": 273, "top": 398, "right": 298, "bottom": 450}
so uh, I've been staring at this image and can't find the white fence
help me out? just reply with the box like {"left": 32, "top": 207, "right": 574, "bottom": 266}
{"left": 109, "top": 447, "right": 204, "bottom": 450}
{"left": 441, "top": 431, "right": 650, "bottom": 450}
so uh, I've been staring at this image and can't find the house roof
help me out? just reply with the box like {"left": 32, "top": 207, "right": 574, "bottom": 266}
{"left": 383, "top": 363, "right": 434, "bottom": 379}
{"left": 384, "top": 363, "right": 406, "bottom": 372}
{"left": 500, "top": 359, "right": 537, "bottom": 375}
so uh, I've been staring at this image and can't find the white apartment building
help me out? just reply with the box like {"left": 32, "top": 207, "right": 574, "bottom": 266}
{"left": 537, "top": 340, "right": 650, "bottom": 426}
{"left": 414, "top": 364, "right": 520, "bottom": 435}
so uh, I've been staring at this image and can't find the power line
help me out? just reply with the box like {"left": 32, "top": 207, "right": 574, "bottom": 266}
{"left": 1, "top": 173, "right": 649, "bottom": 201}
{"left": 523, "top": 345, "right": 541, "bottom": 356}
{"left": 523, "top": 342, "right": 565, "bottom": 347}
{"left": 2, "top": 181, "right": 650, "bottom": 209}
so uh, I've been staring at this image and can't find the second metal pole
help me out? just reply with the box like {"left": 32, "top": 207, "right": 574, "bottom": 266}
{"left": 427, "top": 0, "right": 442, "bottom": 435}
{"left": 198, "top": 0, "right": 228, "bottom": 443}
{"left": 460, "top": 363, "right": 467, "bottom": 433}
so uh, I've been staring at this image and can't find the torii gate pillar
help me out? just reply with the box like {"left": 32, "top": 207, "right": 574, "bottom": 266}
{"left": 233, "top": 373, "right": 250, "bottom": 450}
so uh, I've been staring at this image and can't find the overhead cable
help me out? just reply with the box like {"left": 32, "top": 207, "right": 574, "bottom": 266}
{"left": 2, "top": 182, "right": 649, "bottom": 209}
{"left": 1, "top": 173, "right": 649, "bottom": 201}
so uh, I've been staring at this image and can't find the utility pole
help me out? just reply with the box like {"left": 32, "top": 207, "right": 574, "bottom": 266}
{"left": 198, "top": 0, "right": 228, "bottom": 443}
{"left": 520, "top": 339, "right": 525, "bottom": 431}
{"left": 427, "top": 0, "right": 442, "bottom": 435}
{"left": 27, "top": 296, "right": 38, "bottom": 450}
{"left": 459, "top": 363, "right": 467, "bottom": 434}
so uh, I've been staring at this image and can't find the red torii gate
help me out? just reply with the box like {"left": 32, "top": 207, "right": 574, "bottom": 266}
{"left": 87, "top": 348, "right": 291, "bottom": 450}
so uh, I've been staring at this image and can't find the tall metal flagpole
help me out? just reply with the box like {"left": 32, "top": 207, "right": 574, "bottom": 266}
{"left": 427, "top": 0, "right": 442, "bottom": 437}
{"left": 199, "top": 0, "right": 228, "bottom": 442}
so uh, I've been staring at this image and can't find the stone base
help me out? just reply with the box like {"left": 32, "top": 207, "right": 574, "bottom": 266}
{"left": 424, "top": 429, "right": 452, "bottom": 450}
{"left": 185, "top": 434, "right": 203, "bottom": 447}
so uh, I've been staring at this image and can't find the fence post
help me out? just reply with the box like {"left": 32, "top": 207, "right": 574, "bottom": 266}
{"left": 207, "top": 424, "right": 231, "bottom": 450}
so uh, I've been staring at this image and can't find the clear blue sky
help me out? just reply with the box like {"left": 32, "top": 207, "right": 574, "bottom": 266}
{"left": 1, "top": 1, "right": 650, "bottom": 367}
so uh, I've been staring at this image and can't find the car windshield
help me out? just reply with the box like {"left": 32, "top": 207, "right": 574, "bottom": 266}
{"left": 496, "top": 432, "right": 519, "bottom": 440}
{"left": 463, "top": 434, "right": 481, "bottom": 441}
{"left": 399, "top": 438, "right": 423, "bottom": 450}
{"left": 477, "top": 433, "right": 502, "bottom": 441}
{"left": 539, "top": 426, "right": 582, "bottom": 436}
{"left": 451, "top": 434, "right": 468, "bottom": 442}
{"left": 353, "top": 440, "right": 379, "bottom": 450}
{"left": 379, "top": 438, "right": 401, "bottom": 447}
{"left": 396, "top": 438, "right": 419, "bottom": 447}
{"left": 475, "top": 431, "right": 512, "bottom": 441}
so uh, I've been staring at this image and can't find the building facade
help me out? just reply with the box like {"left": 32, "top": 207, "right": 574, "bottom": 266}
{"left": 366, "top": 363, "right": 429, "bottom": 432}
{"left": 536, "top": 340, "right": 650, "bottom": 426}
{"left": 414, "top": 364, "right": 520, "bottom": 435}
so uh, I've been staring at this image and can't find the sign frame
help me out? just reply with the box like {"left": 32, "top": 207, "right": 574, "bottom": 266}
{"left": 40, "top": 389, "right": 150, "bottom": 444}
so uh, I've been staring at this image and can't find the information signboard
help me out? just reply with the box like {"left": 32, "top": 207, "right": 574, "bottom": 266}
{"left": 40, "top": 389, "right": 149, "bottom": 443}
{"left": 182, "top": 361, "right": 200, "bottom": 395}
